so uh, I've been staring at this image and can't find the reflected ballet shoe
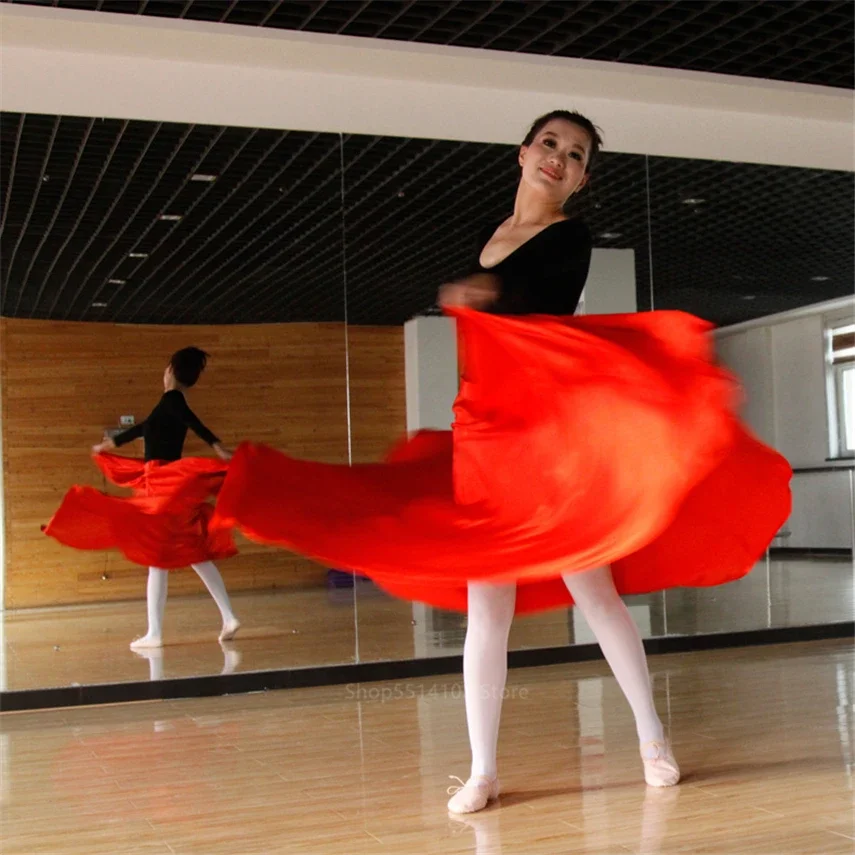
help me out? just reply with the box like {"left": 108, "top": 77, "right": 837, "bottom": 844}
{"left": 447, "top": 774, "right": 500, "bottom": 814}
{"left": 220, "top": 643, "right": 242, "bottom": 675}
{"left": 640, "top": 741, "right": 681, "bottom": 787}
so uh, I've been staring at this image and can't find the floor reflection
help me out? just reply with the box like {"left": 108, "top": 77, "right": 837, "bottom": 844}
{"left": 132, "top": 643, "right": 242, "bottom": 681}
{"left": 365, "top": 556, "right": 853, "bottom": 660}
{"left": 1, "top": 556, "right": 850, "bottom": 691}
{"left": 0, "top": 641, "right": 851, "bottom": 853}
{"left": 446, "top": 786, "right": 681, "bottom": 855}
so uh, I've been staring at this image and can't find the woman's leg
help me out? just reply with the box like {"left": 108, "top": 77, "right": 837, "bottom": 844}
{"left": 191, "top": 561, "right": 241, "bottom": 641}
{"left": 130, "top": 567, "right": 168, "bottom": 649}
{"left": 448, "top": 581, "right": 516, "bottom": 814}
{"left": 562, "top": 566, "right": 679, "bottom": 786}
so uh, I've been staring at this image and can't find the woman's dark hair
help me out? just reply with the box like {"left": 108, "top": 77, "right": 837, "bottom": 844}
{"left": 522, "top": 110, "right": 603, "bottom": 173}
{"left": 169, "top": 346, "right": 209, "bottom": 388}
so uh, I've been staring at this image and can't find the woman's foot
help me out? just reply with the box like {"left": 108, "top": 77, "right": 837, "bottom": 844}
{"left": 130, "top": 634, "right": 163, "bottom": 650}
{"left": 641, "top": 740, "right": 680, "bottom": 787}
{"left": 447, "top": 775, "right": 500, "bottom": 814}
{"left": 219, "top": 617, "right": 241, "bottom": 642}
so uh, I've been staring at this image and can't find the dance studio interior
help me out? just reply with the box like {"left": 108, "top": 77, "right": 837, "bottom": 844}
{"left": 0, "top": 2, "right": 853, "bottom": 853}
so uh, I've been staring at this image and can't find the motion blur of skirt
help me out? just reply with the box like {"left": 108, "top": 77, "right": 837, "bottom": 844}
{"left": 43, "top": 453, "right": 237, "bottom": 569}
{"left": 212, "top": 308, "right": 792, "bottom": 614}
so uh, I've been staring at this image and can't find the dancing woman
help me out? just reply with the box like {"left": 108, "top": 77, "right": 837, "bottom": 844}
{"left": 212, "top": 113, "right": 792, "bottom": 813}
{"left": 45, "top": 347, "right": 240, "bottom": 648}
{"left": 439, "top": 111, "right": 678, "bottom": 812}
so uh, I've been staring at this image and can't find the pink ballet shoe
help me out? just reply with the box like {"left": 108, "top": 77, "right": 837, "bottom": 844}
{"left": 641, "top": 741, "right": 680, "bottom": 787}
{"left": 447, "top": 774, "right": 500, "bottom": 814}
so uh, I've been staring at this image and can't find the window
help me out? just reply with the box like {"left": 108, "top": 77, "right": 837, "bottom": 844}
{"left": 826, "top": 322, "right": 855, "bottom": 458}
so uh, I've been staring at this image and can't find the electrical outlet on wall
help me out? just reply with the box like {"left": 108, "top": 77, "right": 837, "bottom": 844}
{"left": 119, "top": 415, "right": 135, "bottom": 426}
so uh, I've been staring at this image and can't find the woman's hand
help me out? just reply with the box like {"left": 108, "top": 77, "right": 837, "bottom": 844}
{"left": 213, "top": 443, "right": 233, "bottom": 462}
{"left": 92, "top": 437, "right": 116, "bottom": 455}
{"left": 438, "top": 273, "right": 499, "bottom": 310}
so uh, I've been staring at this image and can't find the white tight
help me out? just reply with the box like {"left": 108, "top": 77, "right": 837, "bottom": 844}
{"left": 464, "top": 566, "right": 664, "bottom": 779}
{"left": 143, "top": 562, "right": 237, "bottom": 639}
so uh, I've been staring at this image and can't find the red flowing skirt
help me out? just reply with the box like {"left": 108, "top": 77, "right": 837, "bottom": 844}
{"left": 212, "top": 309, "right": 792, "bottom": 614}
{"left": 43, "top": 454, "right": 237, "bottom": 569}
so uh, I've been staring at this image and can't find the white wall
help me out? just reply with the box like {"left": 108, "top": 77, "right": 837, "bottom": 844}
{"left": 715, "top": 296, "right": 855, "bottom": 550}
{"left": 787, "top": 470, "right": 854, "bottom": 550}
{"left": 580, "top": 249, "right": 637, "bottom": 316}
{"left": 404, "top": 316, "right": 458, "bottom": 432}
{"left": 770, "top": 316, "right": 830, "bottom": 465}
{"left": 715, "top": 297, "right": 853, "bottom": 466}
{"left": 1, "top": 4, "right": 852, "bottom": 171}
{"left": 717, "top": 315, "right": 830, "bottom": 464}
{"left": 716, "top": 327, "right": 775, "bottom": 448}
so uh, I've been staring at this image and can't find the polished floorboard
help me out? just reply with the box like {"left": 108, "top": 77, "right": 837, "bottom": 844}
{"left": 1, "top": 639, "right": 852, "bottom": 853}
{"left": 2, "top": 557, "right": 852, "bottom": 691}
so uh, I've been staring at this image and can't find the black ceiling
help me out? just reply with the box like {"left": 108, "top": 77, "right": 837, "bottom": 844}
{"left": 343, "top": 135, "right": 854, "bottom": 326}
{"left": 342, "top": 137, "right": 655, "bottom": 322}
{"left": 0, "top": 114, "right": 346, "bottom": 323}
{"left": 3, "top": 0, "right": 853, "bottom": 89}
{"left": 2, "top": 111, "right": 852, "bottom": 328}
{"left": 646, "top": 156, "right": 854, "bottom": 325}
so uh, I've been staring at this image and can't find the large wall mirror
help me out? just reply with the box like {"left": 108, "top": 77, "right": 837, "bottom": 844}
{"left": 2, "top": 113, "right": 852, "bottom": 703}
{"left": 0, "top": 112, "right": 355, "bottom": 692}
{"left": 648, "top": 155, "right": 854, "bottom": 637}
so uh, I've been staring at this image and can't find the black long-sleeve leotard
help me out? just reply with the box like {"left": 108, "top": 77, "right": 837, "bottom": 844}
{"left": 472, "top": 217, "right": 592, "bottom": 316}
{"left": 112, "top": 389, "right": 220, "bottom": 462}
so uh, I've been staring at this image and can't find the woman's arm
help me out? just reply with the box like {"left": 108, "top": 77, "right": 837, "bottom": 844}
{"left": 168, "top": 392, "right": 232, "bottom": 460}
{"left": 438, "top": 273, "right": 500, "bottom": 310}
{"left": 93, "top": 421, "right": 144, "bottom": 454}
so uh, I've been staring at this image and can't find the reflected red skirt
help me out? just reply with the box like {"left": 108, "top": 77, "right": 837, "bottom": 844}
{"left": 43, "top": 454, "right": 237, "bottom": 569}
{"left": 212, "top": 308, "right": 792, "bottom": 614}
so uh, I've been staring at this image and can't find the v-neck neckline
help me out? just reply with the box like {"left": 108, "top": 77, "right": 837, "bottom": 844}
{"left": 479, "top": 218, "right": 569, "bottom": 271}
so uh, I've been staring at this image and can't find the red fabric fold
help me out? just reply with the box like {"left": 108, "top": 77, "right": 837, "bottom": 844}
{"left": 211, "top": 308, "right": 791, "bottom": 613}
{"left": 44, "top": 453, "right": 237, "bottom": 569}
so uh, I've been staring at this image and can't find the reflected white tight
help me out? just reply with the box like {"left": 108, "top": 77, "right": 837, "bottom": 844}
{"left": 129, "top": 562, "right": 240, "bottom": 649}
{"left": 464, "top": 566, "right": 664, "bottom": 779}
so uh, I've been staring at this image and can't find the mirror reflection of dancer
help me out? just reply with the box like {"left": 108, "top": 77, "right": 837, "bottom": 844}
{"left": 211, "top": 113, "right": 791, "bottom": 816}
{"left": 44, "top": 347, "right": 240, "bottom": 649}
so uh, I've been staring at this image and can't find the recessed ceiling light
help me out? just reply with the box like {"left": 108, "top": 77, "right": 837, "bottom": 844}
{"left": 682, "top": 198, "right": 706, "bottom": 205}
{"left": 810, "top": 275, "right": 830, "bottom": 281}
{"left": 128, "top": 252, "right": 148, "bottom": 259}
{"left": 92, "top": 302, "right": 108, "bottom": 308}
{"left": 159, "top": 214, "right": 183, "bottom": 222}
{"left": 741, "top": 295, "right": 756, "bottom": 301}
{"left": 599, "top": 232, "right": 622, "bottom": 239}
{"left": 107, "top": 278, "right": 126, "bottom": 285}
{"left": 190, "top": 173, "right": 218, "bottom": 182}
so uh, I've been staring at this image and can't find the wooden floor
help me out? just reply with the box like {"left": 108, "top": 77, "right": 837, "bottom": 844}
{"left": 1, "top": 639, "right": 852, "bottom": 854}
{"left": 3, "top": 557, "right": 852, "bottom": 691}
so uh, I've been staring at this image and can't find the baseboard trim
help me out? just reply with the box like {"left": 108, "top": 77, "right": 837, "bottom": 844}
{"left": 768, "top": 547, "right": 852, "bottom": 558}
{"left": 2, "top": 621, "right": 852, "bottom": 713}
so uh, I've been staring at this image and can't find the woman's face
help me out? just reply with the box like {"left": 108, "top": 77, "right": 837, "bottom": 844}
{"left": 518, "top": 119, "right": 591, "bottom": 204}
{"left": 163, "top": 364, "right": 173, "bottom": 390}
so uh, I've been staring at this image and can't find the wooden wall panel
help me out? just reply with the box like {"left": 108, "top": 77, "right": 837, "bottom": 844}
{"left": 346, "top": 326, "right": 407, "bottom": 464}
{"left": 1, "top": 318, "right": 377, "bottom": 608}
